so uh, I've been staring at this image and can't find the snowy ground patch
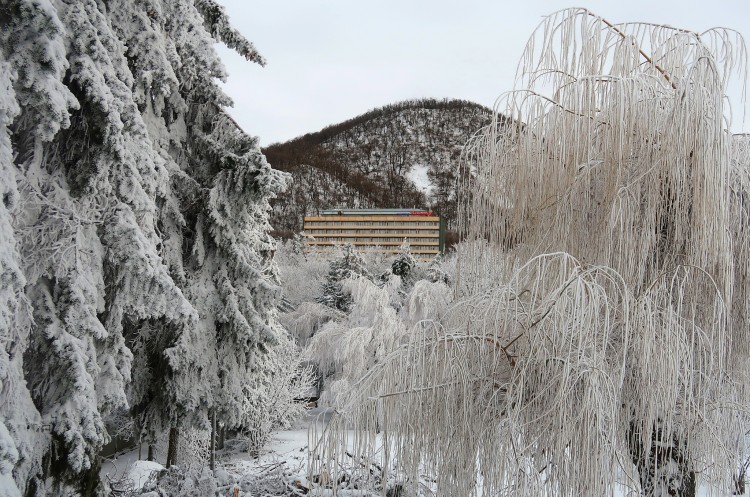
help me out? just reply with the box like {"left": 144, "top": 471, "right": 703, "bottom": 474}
{"left": 100, "top": 408, "right": 747, "bottom": 496}
{"left": 407, "top": 164, "right": 434, "bottom": 198}
{"left": 126, "top": 460, "right": 164, "bottom": 491}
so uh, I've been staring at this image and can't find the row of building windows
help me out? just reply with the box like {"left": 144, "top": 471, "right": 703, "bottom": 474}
{"left": 310, "top": 245, "right": 439, "bottom": 254}
{"left": 302, "top": 213, "right": 444, "bottom": 259}
{"left": 309, "top": 238, "right": 438, "bottom": 248}
{"left": 308, "top": 237, "right": 438, "bottom": 245}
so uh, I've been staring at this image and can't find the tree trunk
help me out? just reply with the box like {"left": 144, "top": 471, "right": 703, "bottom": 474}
{"left": 733, "top": 475, "right": 746, "bottom": 496}
{"left": 218, "top": 425, "right": 226, "bottom": 450}
{"left": 628, "top": 420, "right": 696, "bottom": 497}
{"left": 147, "top": 444, "right": 154, "bottom": 462}
{"left": 80, "top": 458, "right": 101, "bottom": 497}
{"left": 210, "top": 411, "right": 216, "bottom": 471}
{"left": 166, "top": 427, "right": 179, "bottom": 468}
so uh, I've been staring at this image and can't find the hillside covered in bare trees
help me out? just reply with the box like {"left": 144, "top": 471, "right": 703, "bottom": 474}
{"left": 264, "top": 98, "right": 503, "bottom": 237}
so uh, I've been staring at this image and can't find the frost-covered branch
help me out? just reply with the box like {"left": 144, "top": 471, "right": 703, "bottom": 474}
{"left": 316, "top": 9, "right": 750, "bottom": 497}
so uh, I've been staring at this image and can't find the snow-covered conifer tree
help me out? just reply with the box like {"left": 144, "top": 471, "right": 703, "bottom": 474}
{"left": 199, "top": 120, "right": 289, "bottom": 433}
{"left": 316, "top": 244, "right": 372, "bottom": 312}
{"left": 7, "top": 0, "right": 197, "bottom": 492}
{"left": 390, "top": 240, "right": 417, "bottom": 281}
{"left": 0, "top": 59, "right": 36, "bottom": 497}
{"left": 1, "top": 0, "right": 293, "bottom": 493}
{"left": 113, "top": 0, "right": 293, "bottom": 466}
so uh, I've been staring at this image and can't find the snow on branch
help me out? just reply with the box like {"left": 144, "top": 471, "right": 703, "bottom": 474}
{"left": 316, "top": 9, "right": 750, "bottom": 497}
{"left": 193, "top": 0, "right": 266, "bottom": 66}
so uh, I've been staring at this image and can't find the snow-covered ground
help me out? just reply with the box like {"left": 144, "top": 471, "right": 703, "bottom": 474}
{"left": 100, "top": 408, "right": 335, "bottom": 495}
{"left": 101, "top": 446, "right": 154, "bottom": 492}
{"left": 102, "top": 407, "right": 746, "bottom": 496}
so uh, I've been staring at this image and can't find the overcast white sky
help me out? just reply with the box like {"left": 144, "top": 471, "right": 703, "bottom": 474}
{"left": 216, "top": 1, "right": 750, "bottom": 146}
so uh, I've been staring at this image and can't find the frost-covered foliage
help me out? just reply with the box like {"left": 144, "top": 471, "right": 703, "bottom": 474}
{"left": 193, "top": 0, "right": 265, "bottom": 65}
{"left": 308, "top": 277, "right": 409, "bottom": 407}
{"left": 390, "top": 240, "right": 417, "bottom": 280}
{"left": 358, "top": 245, "right": 395, "bottom": 282}
{"left": 279, "top": 301, "right": 339, "bottom": 347}
{"left": 136, "top": 465, "right": 218, "bottom": 497}
{"left": 315, "top": 9, "right": 750, "bottom": 497}
{"left": 131, "top": 456, "right": 302, "bottom": 497}
{"left": 0, "top": 0, "right": 77, "bottom": 143}
{"left": 0, "top": 1, "right": 296, "bottom": 494}
{"left": 316, "top": 244, "right": 373, "bottom": 313}
{"left": 385, "top": 240, "right": 429, "bottom": 305}
{"left": 401, "top": 278, "right": 453, "bottom": 328}
{"left": 274, "top": 236, "right": 330, "bottom": 311}
{"left": 0, "top": 424, "right": 20, "bottom": 497}
{"left": 0, "top": 57, "right": 35, "bottom": 497}
{"left": 425, "top": 252, "right": 449, "bottom": 284}
{"left": 240, "top": 334, "right": 315, "bottom": 455}
{"left": 279, "top": 245, "right": 451, "bottom": 409}
{"left": 306, "top": 272, "right": 452, "bottom": 408}
{"left": 279, "top": 243, "right": 452, "bottom": 407}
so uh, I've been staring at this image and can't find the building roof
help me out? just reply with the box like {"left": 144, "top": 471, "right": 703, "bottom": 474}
{"left": 319, "top": 208, "right": 433, "bottom": 216}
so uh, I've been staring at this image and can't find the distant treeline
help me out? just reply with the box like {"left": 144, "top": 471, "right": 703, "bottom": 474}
{"left": 264, "top": 98, "right": 500, "bottom": 150}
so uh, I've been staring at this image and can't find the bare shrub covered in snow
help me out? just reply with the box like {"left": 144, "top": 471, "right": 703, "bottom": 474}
{"left": 307, "top": 276, "right": 409, "bottom": 407}
{"left": 305, "top": 268, "right": 453, "bottom": 409}
{"left": 275, "top": 237, "right": 331, "bottom": 311}
{"left": 240, "top": 334, "right": 315, "bottom": 456}
{"left": 280, "top": 301, "right": 340, "bottom": 346}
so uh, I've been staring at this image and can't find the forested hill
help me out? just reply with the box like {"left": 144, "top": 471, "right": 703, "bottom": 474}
{"left": 263, "top": 98, "right": 503, "bottom": 236}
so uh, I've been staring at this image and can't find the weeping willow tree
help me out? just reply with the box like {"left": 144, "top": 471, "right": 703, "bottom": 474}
{"left": 313, "top": 9, "right": 750, "bottom": 497}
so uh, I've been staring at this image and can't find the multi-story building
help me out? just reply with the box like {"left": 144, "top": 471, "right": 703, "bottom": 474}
{"left": 303, "top": 208, "right": 444, "bottom": 259}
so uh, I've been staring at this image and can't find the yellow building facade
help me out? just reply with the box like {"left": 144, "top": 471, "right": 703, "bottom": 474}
{"left": 303, "top": 209, "right": 444, "bottom": 259}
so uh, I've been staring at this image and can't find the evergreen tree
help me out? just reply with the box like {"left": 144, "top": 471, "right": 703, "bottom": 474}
{"left": 0, "top": 57, "right": 38, "bottom": 497}
{"left": 9, "top": 0, "right": 197, "bottom": 492}
{"left": 112, "top": 0, "right": 290, "bottom": 466}
{"left": 316, "top": 244, "right": 372, "bottom": 312}
{"left": 390, "top": 239, "right": 416, "bottom": 280}
{"left": 0, "top": 0, "right": 291, "bottom": 493}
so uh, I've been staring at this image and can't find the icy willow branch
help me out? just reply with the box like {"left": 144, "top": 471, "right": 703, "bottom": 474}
{"left": 314, "top": 8, "right": 750, "bottom": 497}
{"left": 593, "top": 12, "right": 685, "bottom": 90}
